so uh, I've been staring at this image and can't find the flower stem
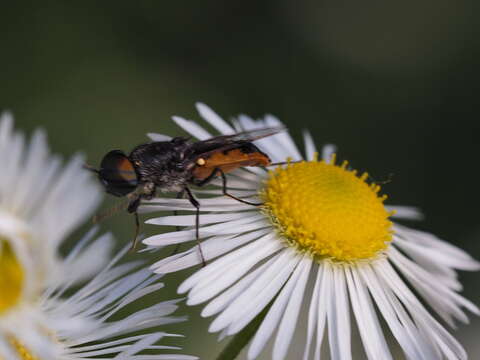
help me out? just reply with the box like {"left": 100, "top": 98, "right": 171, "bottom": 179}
{"left": 215, "top": 304, "right": 271, "bottom": 360}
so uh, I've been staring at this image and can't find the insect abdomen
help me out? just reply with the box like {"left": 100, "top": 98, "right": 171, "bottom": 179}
{"left": 193, "top": 143, "right": 270, "bottom": 180}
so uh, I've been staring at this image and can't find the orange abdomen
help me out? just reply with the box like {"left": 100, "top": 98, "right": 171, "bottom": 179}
{"left": 193, "top": 147, "right": 270, "bottom": 180}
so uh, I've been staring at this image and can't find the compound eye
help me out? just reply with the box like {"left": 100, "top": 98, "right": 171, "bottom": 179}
{"left": 99, "top": 150, "right": 138, "bottom": 196}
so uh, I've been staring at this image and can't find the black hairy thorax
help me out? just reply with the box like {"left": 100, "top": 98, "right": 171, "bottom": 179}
{"left": 129, "top": 138, "right": 194, "bottom": 193}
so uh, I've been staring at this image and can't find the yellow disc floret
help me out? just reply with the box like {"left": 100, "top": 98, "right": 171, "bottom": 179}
{"left": 261, "top": 155, "right": 393, "bottom": 262}
{"left": 0, "top": 239, "right": 24, "bottom": 314}
{"left": 8, "top": 337, "right": 39, "bottom": 360}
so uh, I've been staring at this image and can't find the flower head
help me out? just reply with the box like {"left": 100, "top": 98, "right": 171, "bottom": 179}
{"left": 143, "top": 104, "right": 479, "bottom": 360}
{"left": 0, "top": 113, "right": 196, "bottom": 360}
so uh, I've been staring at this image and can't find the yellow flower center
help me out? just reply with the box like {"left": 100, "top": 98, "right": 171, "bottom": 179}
{"left": 8, "top": 337, "right": 39, "bottom": 360}
{"left": 0, "top": 239, "right": 24, "bottom": 314}
{"left": 261, "top": 155, "right": 393, "bottom": 262}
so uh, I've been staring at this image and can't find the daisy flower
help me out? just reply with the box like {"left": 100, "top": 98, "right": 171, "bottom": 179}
{"left": 143, "top": 103, "right": 480, "bottom": 360}
{"left": 0, "top": 112, "right": 197, "bottom": 360}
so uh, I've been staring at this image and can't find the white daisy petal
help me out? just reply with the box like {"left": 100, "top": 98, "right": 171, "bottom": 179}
{"left": 248, "top": 251, "right": 306, "bottom": 359}
{"left": 390, "top": 247, "right": 479, "bottom": 323}
{"left": 272, "top": 256, "right": 313, "bottom": 360}
{"left": 208, "top": 176, "right": 263, "bottom": 189}
{"left": 302, "top": 265, "right": 322, "bottom": 360}
{"left": 147, "top": 133, "right": 172, "bottom": 141}
{"left": 144, "top": 213, "right": 267, "bottom": 247}
{"left": 346, "top": 266, "right": 392, "bottom": 360}
{"left": 0, "top": 111, "right": 14, "bottom": 144}
{"left": 227, "top": 167, "right": 267, "bottom": 183}
{"left": 188, "top": 237, "right": 283, "bottom": 306}
{"left": 358, "top": 264, "right": 429, "bottom": 360}
{"left": 178, "top": 233, "right": 280, "bottom": 294}
{"left": 201, "top": 256, "right": 277, "bottom": 318}
{"left": 152, "top": 228, "right": 271, "bottom": 274}
{"left": 146, "top": 211, "right": 255, "bottom": 226}
{"left": 187, "top": 240, "right": 284, "bottom": 306}
{"left": 302, "top": 130, "right": 317, "bottom": 161}
{"left": 225, "top": 252, "right": 302, "bottom": 337}
{"left": 376, "top": 260, "right": 470, "bottom": 360}
{"left": 327, "top": 263, "right": 352, "bottom": 360}
{"left": 386, "top": 205, "right": 424, "bottom": 220}
{"left": 313, "top": 263, "right": 330, "bottom": 360}
{"left": 196, "top": 102, "right": 235, "bottom": 135}
{"left": 265, "top": 114, "right": 302, "bottom": 161}
{"left": 321, "top": 143, "right": 337, "bottom": 163}
{"left": 141, "top": 204, "right": 252, "bottom": 215}
{"left": 395, "top": 224, "right": 480, "bottom": 271}
{"left": 172, "top": 115, "right": 212, "bottom": 140}
{"left": 209, "top": 248, "right": 299, "bottom": 334}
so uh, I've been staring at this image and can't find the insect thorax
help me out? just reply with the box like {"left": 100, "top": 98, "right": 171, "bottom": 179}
{"left": 129, "top": 140, "right": 192, "bottom": 193}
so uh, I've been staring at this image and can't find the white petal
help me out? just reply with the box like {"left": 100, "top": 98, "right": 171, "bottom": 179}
{"left": 141, "top": 202, "right": 255, "bottom": 214}
{"left": 196, "top": 103, "right": 235, "bottom": 135}
{"left": 376, "top": 260, "right": 469, "bottom": 360}
{"left": 201, "top": 256, "right": 277, "bottom": 318}
{"left": 272, "top": 256, "right": 313, "bottom": 360}
{"left": 187, "top": 240, "right": 285, "bottom": 306}
{"left": 358, "top": 264, "right": 428, "bottom": 360}
{"left": 387, "top": 206, "right": 424, "bottom": 220}
{"left": 264, "top": 115, "right": 302, "bottom": 161}
{"left": 346, "top": 266, "right": 392, "bottom": 360}
{"left": 209, "top": 249, "right": 298, "bottom": 334}
{"left": 144, "top": 215, "right": 268, "bottom": 247}
{"left": 0, "top": 111, "right": 14, "bottom": 146}
{"left": 322, "top": 144, "right": 337, "bottom": 163}
{"left": 146, "top": 212, "right": 256, "bottom": 226}
{"left": 172, "top": 116, "right": 212, "bottom": 140}
{"left": 327, "top": 264, "right": 351, "bottom": 360}
{"left": 247, "top": 252, "right": 306, "bottom": 360}
{"left": 389, "top": 247, "right": 479, "bottom": 325}
{"left": 151, "top": 228, "right": 271, "bottom": 274}
{"left": 147, "top": 133, "right": 172, "bottom": 141}
{"left": 314, "top": 263, "right": 330, "bottom": 360}
{"left": 178, "top": 233, "right": 279, "bottom": 294}
{"left": 302, "top": 266, "right": 321, "bottom": 360}
{"left": 222, "top": 250, "right": 299, "bottom": 336}
{"left": 302, "top": 130, "right": 317, "bottom": 161}
{"left": 395, "top": 224, "right": 479, "bottom": 269}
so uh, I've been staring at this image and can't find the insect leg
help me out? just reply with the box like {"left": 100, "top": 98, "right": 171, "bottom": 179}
{"left": 130, "top": 211, "right": 141, "bottom": 252}
{"left": 193, "top": 166, "right": 221, "bottom": 187}
{"left": 218, "top": 168, "right": 263, "bottom": 206}
{"left": 184, "top": 186, "right": 206, "bottom": 266}
{"left": 127, "top": 196, "right": 142, "bottom": 252}
{"left": 173, "top": 190, "right": 185, "bottom": 232}
{"left": 169, "top": 191, "right": 185, "bottom": 257}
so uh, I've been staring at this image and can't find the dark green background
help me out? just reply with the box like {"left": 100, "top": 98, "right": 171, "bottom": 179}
{"left": 1, "top": 1, "right": 479, "bottom": 358}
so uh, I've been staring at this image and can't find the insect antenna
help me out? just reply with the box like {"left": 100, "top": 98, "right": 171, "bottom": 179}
{"left": 367, "top": 173, "right": 394, "bottom": 185}
{"left": 92, "top": 199, "right": 130, "bottom": 224}
{"left": 268, "top": 160, "right": 303, "bottom": 166}
{"left": 83, "top": 163, "right": 99, "bottom": 173}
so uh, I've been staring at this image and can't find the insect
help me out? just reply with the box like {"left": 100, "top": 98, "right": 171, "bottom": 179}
{"left": 87, "top": 127, "right": 283, "bottom": 263}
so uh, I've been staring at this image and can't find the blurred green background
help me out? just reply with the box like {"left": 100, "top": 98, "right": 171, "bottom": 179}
{"left": 1, "top": 1, "right": 479, "bottom": 359}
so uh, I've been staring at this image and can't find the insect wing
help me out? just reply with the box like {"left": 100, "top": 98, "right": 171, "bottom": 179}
{"left": 189, "top": 127, "right": 284, "bottom": 154}
{"left": 99, "top": 150, "right": 138, "bottom": 196}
